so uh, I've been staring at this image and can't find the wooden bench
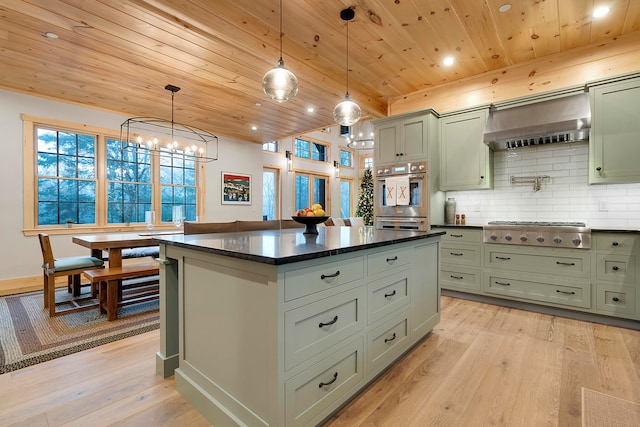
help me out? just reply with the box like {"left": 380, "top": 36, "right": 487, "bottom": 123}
{"left": 84, "top": 263, "right": 160, "bottom": 321}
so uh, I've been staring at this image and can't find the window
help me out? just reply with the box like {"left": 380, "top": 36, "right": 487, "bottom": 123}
{"left": 339, "top": 149, "right": 353, "bottom": 167}
{"left": 294, "top": 137, "right": 328, "bottom": 162}
{"left": 360, "top": 153, "right": 374, "bottom": 170}
{"left": 24, "top": 115, "right": 204, "bottom": 233}
{"left": 262, "top": 140, "right": 279, "bottom": 153}
{"left": 36, "top": 128, "right": 97, "bottom": 225}
{"left": 295, "top": 172, "right": 328, "bottom": 211}
{"left": 263, "top": 168, "right": 279, "bottom": 220}
{"left": 106, "top": 138, "right": 151, "bottom": 224}
{"left": 339, "top": 179, "right": 353, "bottom": 218}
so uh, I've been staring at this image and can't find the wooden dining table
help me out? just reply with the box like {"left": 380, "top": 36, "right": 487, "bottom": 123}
{"left": 72, "top": 232, "right": 176, "bottom": 268}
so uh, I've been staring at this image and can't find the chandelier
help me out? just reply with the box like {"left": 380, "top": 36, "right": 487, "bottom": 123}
{"left": 346, "top": 119, "right": 375, "bottom": 150}
{"left": 120, "top": 85, "right": 218, "bottom": 163}
{"left": 333, "top": 8, "right": 361, "bottom": 127}
{"left": 262, "top": 0, "right": 298, "bottom": 103}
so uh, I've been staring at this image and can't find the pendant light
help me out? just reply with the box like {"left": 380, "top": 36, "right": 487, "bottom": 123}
{"left": 262, "top": 0, "right": 298, "bottom": 103}
{"left": 333, "top": 8, "right": 361, "bottom": 127}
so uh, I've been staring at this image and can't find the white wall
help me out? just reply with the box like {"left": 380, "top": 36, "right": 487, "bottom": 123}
{"left": 446, "top": 142, "right": 640, "bottom": 227}
{"left": 0, "top": 90, "right": 262, "bottom": 280}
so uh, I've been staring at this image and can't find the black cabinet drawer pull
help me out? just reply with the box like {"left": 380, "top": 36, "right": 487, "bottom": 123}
{"left": 612, "top": 241, "right": 619, "bottom": 247}
{"left": 386, "top": 256, "right": 398, "bottom": 262}
{"left": 384, "top": 290, "right": 397, "bottom": 298}
{"left": 612, "top": 266, "right": 620, "bottom": 271}
{"left": 495, "top": 256, "right": 511, "bottom": 260}
{"left": 318, "top": 372, "right": 338, "bottom": 388}
{"left": 556, "top": 262, "right": 576, "bottom": 266}
{"left": 450, "top": 252, "right": 464, "bottom": 256}
{"left": 321, "top": 271, "right": 341, "bottom": 280}
{"left": 612, "top": 297, "right": 620, "bottom": 302}
{"left": 450, "top": 234, "right": 463, "bottom": 238}
{"left": 318, "top": 315, "right": 339, "bottom": 328}
{"left": 556, "top": 289, "right": 576, "bottom": 295}
{"left": 450, "top": 275, "right": 463, "bottom": 280}
{"left": 495, "top": 281, "right": 511, "bottom": 286}
{"left": 384, "top": 332, "right": 397, "bottom": 344}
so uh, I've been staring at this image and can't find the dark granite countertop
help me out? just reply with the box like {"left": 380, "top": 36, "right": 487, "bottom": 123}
{"left": 154, "top": 226, "right": 444, "bottom": 265}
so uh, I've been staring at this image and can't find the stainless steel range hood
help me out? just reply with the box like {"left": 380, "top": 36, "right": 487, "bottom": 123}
{"left": 483, "top": 92, "right": 591, "bottom": 150}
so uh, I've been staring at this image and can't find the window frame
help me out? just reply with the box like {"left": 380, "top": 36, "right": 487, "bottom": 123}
{"left": 338, "top": 177, "right": 355, "bottom": 218}
{"left": 293, "top": 170, "right": 331, "bottom": 213}
{"left": 22, "top": 114, "right": 206, "bottom": 236}
{"left": 293, "top": 136, "right": 330, "bottom": 163}
{"left": 339, "top": 147, "right": 354, "bottom": 169}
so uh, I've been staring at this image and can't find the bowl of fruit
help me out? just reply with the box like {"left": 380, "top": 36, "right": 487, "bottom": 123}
{"left": 292, "top": 204, "right": 329, "bottom": 234}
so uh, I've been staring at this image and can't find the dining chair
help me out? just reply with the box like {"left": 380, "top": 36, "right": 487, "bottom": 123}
{"left": 38, "top": 233, "right": 105, "bottom": 316}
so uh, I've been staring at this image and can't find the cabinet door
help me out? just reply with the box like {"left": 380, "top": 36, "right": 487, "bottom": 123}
{"left": 589, "top": 78, "right": 640, "bottom": 184}
{"left": 400, "top": 117, "right": 427, "bottom": 161}
{"left": 440, "top": 109, "right": 492, "bottom": 190}
{"left": 375, "top": 123, "right": 400, "bottom": 164}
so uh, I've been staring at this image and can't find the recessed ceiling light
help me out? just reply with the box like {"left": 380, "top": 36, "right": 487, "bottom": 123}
{"left": 498, "top": 4, "right": 512, "bottom": 13}
{"left": 44, "top": 32, "right": 59, "bottom": 39}
{"left": 443, "top": 56, "right": 455, "bottom": 66}
{"left": 251, "top": 125, "right": 258, "bottom": 131}
{"left": 307, "top": 107, "right": 315, "bottom": 113}
{"left": 593, "top": 6, "right": 610, "bottom": 18}
{"left": 255, "top": 102, "right": 262, "bottom": 107}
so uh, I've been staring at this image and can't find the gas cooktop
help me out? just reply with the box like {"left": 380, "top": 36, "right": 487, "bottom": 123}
{"left": 483, "top": 221, "right": 590, "bottom": 248}
{"left": 487, "top": 221, "right": 586, "bottom": 227}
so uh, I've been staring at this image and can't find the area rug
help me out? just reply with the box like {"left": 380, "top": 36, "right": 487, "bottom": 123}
{"left": 0, "top": 287, "right": 159, "bottom": 374}
{"left": 582, "top": 387, "right": 640, "bottom": 427}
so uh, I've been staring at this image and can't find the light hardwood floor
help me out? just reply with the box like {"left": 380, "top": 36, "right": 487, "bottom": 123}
{"left": 1, "top": 296, "right": 638, "bottom": 426}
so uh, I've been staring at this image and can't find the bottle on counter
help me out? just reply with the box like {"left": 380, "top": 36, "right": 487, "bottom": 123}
{"left": 461, "top": 214, "right": 466, "bottom": 225}
{"left": 455, "top": 214, "right": 461, "bottom": 225}
{"left": 445, "top": 198, "right": 456, "bottom": 224}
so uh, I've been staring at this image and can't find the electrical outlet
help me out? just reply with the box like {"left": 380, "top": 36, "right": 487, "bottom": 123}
{"left": 599, "top": 200, "right": 608, "bottom": 212}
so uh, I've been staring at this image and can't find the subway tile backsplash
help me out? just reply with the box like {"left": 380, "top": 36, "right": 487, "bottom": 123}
{"left": 445, "top": 141, "right": 640, "bottom": 227}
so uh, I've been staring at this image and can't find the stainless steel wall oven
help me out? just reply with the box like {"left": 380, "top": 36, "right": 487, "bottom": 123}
{"left": 375, "top": 161, "right": 428, "bottom": 231}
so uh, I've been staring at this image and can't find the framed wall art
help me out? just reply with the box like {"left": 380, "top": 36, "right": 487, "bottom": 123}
{"left": 222, "top": 172, "right": 251, "bottom": 205}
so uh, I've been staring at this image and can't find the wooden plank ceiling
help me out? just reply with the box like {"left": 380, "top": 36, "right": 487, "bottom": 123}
{"left": 1, "top": 0, "right": 639, "bottom": 144}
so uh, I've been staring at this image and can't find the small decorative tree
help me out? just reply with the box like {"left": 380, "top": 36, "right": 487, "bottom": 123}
{"left": 355, "top": 168, "right": 374, "bottom": 226}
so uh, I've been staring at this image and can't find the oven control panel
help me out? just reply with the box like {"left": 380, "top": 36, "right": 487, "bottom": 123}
{"left": 376, "top": 161, "right": 426, "bottom": 177}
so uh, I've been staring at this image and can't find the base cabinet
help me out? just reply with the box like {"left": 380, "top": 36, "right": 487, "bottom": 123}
{"left": 439, "top": 227, "right": 483, "bottom": 294}
{"left": 591, "top": 232, "right": 640, "bottom": 319}
{"left": 163, "top": 236, "right": 441, "bottom": 427}
{"left": 438, "top": 227, "right": 640, "bottom": 324}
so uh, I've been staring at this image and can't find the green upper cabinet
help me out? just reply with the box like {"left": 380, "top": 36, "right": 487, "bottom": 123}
{"left": 439, "top": 108, "right": 493, "bottom": 190}
{"left": 373, "top": 109, "right": 438, "bottom": 165}
{"left": 588, "top": 74, "right": 640, "bottom": 184}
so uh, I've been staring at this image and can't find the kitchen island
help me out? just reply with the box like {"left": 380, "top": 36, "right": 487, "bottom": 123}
{"left": 153, "top": 226, "right": 443, "bottom": 427}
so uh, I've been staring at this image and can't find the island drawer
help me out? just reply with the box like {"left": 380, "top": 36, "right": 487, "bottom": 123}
{"left": 483, "top": 272, "right": 590, "bottom": 308}
{"left": 595, "top": 254, "right": 636, "bottom": 284}
{"left": 440, "top": 228, "right": 483, "bottom": 244}
{"left": 285, "top": 337, "right": 364, "bottom": 427}
{"left": 367, "top": 273, "right": 409, "bottom": 325}
{"left": 367, "top": 247, "right": 411, "bottom": 276}
{"left": 284, "top": 256, "right": 364, "bottom": 302}
{"left": 284, "top": 287, "right": 365, "bottom": 370}
{"left": 366, "top": 309, "right": 410, "bottom": 376}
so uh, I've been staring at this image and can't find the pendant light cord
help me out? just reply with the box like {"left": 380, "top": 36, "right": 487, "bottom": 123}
{"left": 279, "top": 0, "right": 283, "bottom": 62}
{"left": 345, "top": 18, "right": 349, "bottom": 95}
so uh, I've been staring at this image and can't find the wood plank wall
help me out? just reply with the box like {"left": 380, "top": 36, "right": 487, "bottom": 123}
{"left": 388, "top": 31, "right": 640, "bottom": 115}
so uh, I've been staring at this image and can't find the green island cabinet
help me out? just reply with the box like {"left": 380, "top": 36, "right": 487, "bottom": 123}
{"left": 155, "top": 232, "right": 441, "bottom": 427}
{"left": 373, "top": 108, "right": 439, "bottom": 165}
{"left": 439, "top": 107, "right": 493, "bottom": 190}
{"left": 588, "top": 73, "right": 640, "bottom": 184}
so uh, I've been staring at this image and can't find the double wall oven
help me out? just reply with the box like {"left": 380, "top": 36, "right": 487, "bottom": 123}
{"left": 375, "top": 161, "right": 428, "bottom": 231}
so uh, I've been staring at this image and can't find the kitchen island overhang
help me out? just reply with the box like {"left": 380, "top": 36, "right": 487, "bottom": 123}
{"left": 153, "top": 226, "right": 444, "bottom": 427}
